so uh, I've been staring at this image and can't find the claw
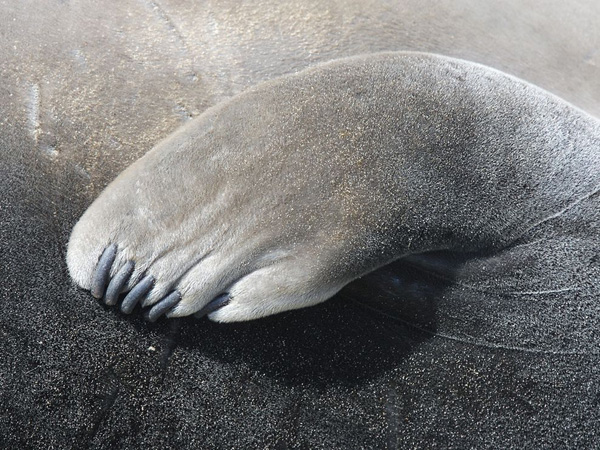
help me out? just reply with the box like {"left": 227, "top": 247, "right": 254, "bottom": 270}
{"left": 145, "top": 291, "right": 181, "bottom": 322}
{"left": 194, "top": 293, "right": 231, "bottom": 319}
{"left": 120, "top": 274, "right": 154, "bottom": 314}
{"left": 105, "top": 261, "right": 134, "bottom": 306}
{"left": 91, "top": 245, "right": 117, "bottom": 299}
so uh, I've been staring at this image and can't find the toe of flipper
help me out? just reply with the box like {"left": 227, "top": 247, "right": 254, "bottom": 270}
{"left": 91, "top": 245, "right": 117, "bottom": 299}
{"left": 105, "top": 260, "right": 135, "bottom": 306}
{"left": 121, "top": 274, "right": 154, "bottom": 314}
{"left": 193, "top": 294, "right": 231, "bottom": 319}
{"left": 145, "top": 291, "right": 181, "bottom": 322}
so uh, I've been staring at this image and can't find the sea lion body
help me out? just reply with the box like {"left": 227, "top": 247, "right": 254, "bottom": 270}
{"left": 2, "top": 1, "right": 600, "bottom": 448}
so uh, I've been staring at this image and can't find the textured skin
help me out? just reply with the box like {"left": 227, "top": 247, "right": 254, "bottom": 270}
{"left": 1, "top": 1, "right": 600, "bottom": 448}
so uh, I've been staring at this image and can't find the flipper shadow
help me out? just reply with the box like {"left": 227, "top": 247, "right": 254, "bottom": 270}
{"left": 120, "top": 260, "right": 451, "bottom": 386}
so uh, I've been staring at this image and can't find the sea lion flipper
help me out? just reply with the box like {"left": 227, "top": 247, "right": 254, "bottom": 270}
{"left": 66, "top": 52, "right": 600, "bottom": 323}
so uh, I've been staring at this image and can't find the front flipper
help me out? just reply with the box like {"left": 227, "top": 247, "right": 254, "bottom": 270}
{"left": 67, "top": 52, "right": 600, "bottom": 322}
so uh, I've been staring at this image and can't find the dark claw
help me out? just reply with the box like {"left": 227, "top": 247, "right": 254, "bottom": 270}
{"left": 145, "top": 291, "right": 181, "bottom": 322}
{"left": 194, "top": 293, "right": 231, "bottom": 319}
{"left": 91, "top": 245, "right": 117, "bottom": 299}
{"left": 120, "top": 274, "right": 154, "bottom": 314}
{"left": 105, "top": 261, "right": 134, "bottom": 306}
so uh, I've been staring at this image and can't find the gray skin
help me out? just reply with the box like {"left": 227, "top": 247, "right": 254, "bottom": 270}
{"left": 67, "top": 52, "right": 600, "bottom": 322}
